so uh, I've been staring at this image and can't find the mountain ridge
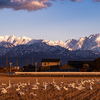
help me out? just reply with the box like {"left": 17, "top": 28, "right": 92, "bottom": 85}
{"left": 0, "top": 33, "right": 100, "bottom": 67}
{"left": 0, "top": 33, "right": 100, "bottom": 52}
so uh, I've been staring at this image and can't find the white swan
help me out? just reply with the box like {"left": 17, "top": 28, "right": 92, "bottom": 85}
{"left": 63, "top": 86, "right": 68, "bottom": 90}
{"left": 28, "top": 80, "right": 30, "bottom": 85}
{"left": 16, "top": 86, "right": 20, "bottom": 91}
{"left": 54, "top": 85, "right": 60, "bottom": 90}
{"left": 1, "top": 88, "right": 7, "bottom": 94}
{"left": 42, "top": 82, "right": 48, "bottom": 90}
{"left": 32, "top": 84, "right": 39, "bottom": 90}
{"left": 35, "top": 78, "right": 40, "bottom": 85}
{"left": 2, "top": 83, "right": 6, "bottom": 86}
{"left": 89, "top": 83, "right": 93, "bottom": 90}
{"left": 18, "top": 91, "right": 24, "bottom": 95}
{"left": 30, "top": 92, "right": 37, "bottom": 96}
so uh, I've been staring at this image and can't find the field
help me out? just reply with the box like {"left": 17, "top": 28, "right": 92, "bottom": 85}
{"left": 0, "top": 77, "right": 100, "bottom": 100}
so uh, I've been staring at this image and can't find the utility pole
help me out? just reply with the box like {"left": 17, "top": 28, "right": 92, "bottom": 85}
{"left": 35, "top": 62, "right": 37, "bottom": 72}
{"left": 16, "top": 55, "right": 18, "bottom": 67}
{"left": 32, "top": 57, "right": 33, "bottom": 66}
{"left": 6, "top": 51, "right": 8, "bottom": 72}
{"left": 9, "top": 62, "right": 12, "bottom": 72}
{"left": 26, "top": 58, "right": 28, "bottom": 68}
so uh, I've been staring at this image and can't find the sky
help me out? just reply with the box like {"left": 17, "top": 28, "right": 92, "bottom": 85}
{"left": 0, "top": 0, "right": 100, "bottom": 42}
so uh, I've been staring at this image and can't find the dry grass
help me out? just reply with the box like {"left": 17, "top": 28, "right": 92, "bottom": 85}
{"left": 0, "top": 77, "right": 100, "bottom": 100}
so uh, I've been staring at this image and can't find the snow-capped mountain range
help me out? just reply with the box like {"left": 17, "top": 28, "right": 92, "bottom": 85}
{"left": 0, "top": 33, "right": 100, "bottom": 52}
{"left": 0, "top": 33, "right": 100, "bottom": 67}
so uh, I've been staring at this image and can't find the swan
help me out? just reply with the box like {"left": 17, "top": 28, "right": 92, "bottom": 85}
{"left": 30, "top": 92, "right": 37, "bottom": 96}
{"left": 35, "top": 78, "right": 40, "bottom": 85}
{"left": 28, "top": 80, "right": 30, "bottom": 85}
{"left": 75, "top": 85, "right": 85, "bottom": 90}
{"left": 63, "top": 86, "right": 68, "bottom": 90}
{"left": 16, "top": 86, "right": 20, "bottom": 91}
{"left": 42, "top": 82, "right": 48, "bottom": 90}
{"left": 23, "top": 89, "right": 28, "bottom": 92}
{"left": 1, "top": 88, "right": 7, "bottom": 94}
{"left": 89, "top": 83, "right": 93, "bottom": 90}
{"left": 59, "top": 82, "right": 63, "bottom": 87}
{"left": 32, "top": 84, "right": 39, "bottom": 90}
{"left": 18, "top": 91, "right": 24, "bottom": 95}
{"left": 2, "top": 83, "right": 6, "bottom": 86}
{"left": 54, "top": 85, "right": 60, "bottom": 90}
{"left": 68, "top": 83, "right": 75, "bottom": 88}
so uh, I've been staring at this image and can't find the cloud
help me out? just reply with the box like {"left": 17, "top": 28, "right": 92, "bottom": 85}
{"left": 70, "top": 0, "right": 82, "bottom": 2}
{"left": 0, "top": 0, "right": 99, "bottom": 11}
{"left": 0, "top": 0, "right": 52, "bottom": 11}
{"left": 93, "top": 0, "right": 100, "bottom": 2}
{"left": 0, "top": 0, "right": 83, "bottom": 12}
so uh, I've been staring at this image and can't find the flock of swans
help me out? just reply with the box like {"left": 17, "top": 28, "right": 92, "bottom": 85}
{"left": 0, "top": 78, "right": 100, "bottom": 96}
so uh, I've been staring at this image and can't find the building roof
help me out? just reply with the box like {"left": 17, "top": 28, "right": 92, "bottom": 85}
{"left": 60, "top": 64, "right": 75, "bottom": 69}
{"left": 41, "top": 59, "right": 60, "bottom": 62}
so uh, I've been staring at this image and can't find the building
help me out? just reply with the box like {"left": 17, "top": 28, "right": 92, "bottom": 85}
{"left": 11, "top": 66, "right": 19, "bottom": 70}
{"left": 94, "top": 57, "right": 100, "bottom": 70}
{"left": 5, "top": 66, "right": 20, "bottom": 72}
{"left": 41, "top": 59, "right": 61, "bottom": 67}
{"left": 59, "top": 64, "right": 78, "bottom": 72}
{"left": 23, "top": 64, "right": 39, "bottom": 72}
{"left": 68, "top": 61, "right": 94, "bottom": 69}
{"left": 0, "top": 67, "right": 6, "bottom": 72}
{"left": 68, "top": 61, "right": 94, "bottom": 72}
{"left": 23, "top": 64, "right": 35, "bottom": 72}
{"left": 68, "top": 58, "right": 100, "bottom": 71}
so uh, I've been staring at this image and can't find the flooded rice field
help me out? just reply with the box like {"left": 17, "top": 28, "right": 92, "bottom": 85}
{"left": 0, "top": 77, "right": 100, "bottom": 100}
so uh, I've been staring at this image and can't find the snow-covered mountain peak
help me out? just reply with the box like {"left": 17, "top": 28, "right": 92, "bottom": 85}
{"left": 64, "top": 33, "right": 100, "bottom": 51}
{"left": 45, "top": 40, "right": 66, "bottom": 48}
{"left": 0, "top": 35, "right": 31, "bottom": 46}
{"left": 1, "top": 33, "right": 100, "bottom": 52}
{"left": 27, "top": 39, "right": 43, "bottom": 45}
{"left": 54, "top": 40, "right": 64, "bottom": 44}
{"left": 0, "top": 35, "right": 9, "bottom": 42}
{"left": 88, "top": 33, "right": 100, "bottom": 40}
{"left": 86, "top": 33, "right": 100, "bottom": 44}
{"left": 42, "top": 39, "right": 48, "bottom": 43}
{"left": 96, "top": 37, "right": 100, "bottom": 42}
{"left": 18, "top": 36, "right": 31, "bottom": 40}
{"left": 65, "top": 39, "right": 77, "bottom": 44}
{"left": 79, "top": 37, "right": 85, "bottom": 41}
